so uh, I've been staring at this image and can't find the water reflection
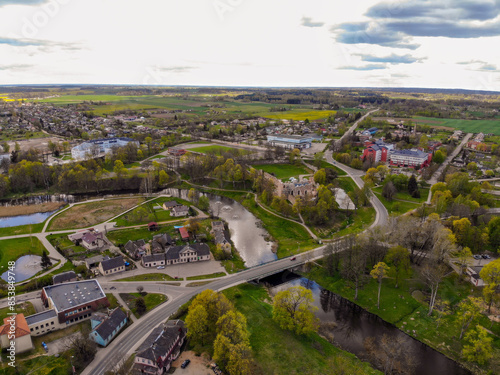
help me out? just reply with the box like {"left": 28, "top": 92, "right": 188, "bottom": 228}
{"left": 1, "top": 255, "right": 43, "bottom": 282}
{"left": 0, "top": 210, "right": 57, "bottom": 228}
{"left": 269, "top": 277, "right": 470, "bottom": 375}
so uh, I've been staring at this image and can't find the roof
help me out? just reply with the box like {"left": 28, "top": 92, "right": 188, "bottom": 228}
{"left": 100, "top": 256, "right": 125, "bottom": 271}
{"left": 0, "top": 314, "right": 30, "bottom": 338}
{"left": 148, "top": 222, "right": 158, "bottom": 227}
{"left": 53, "top": 271, "right": 77, "bottom": 284}
{"left": 25, "top": 309, "right": 57, "bottom": 325}
{"left": 165, "top": 244, "right": 210, "bottom": 261}
{"left": 179, "top": 227, "right": 189, "bottom": 239}
{"left": 142, "top": 253, "right": 166, "bottom": 264}
{"left": 211, "top": 221, "right": 225, "bottom": 230}
{"left": 92, "top": 308, "right": 128, "bottom": 340}
{"left": 163, "top": 201, "right": 180, "bottom": 208}
{"left": 153, "top": 233, "right": 174, "bottom": 248}
{"left": 172, "top": 205, "right": 189, "bottom": 214}
{"left": 86, "top": 255, "right": 106, "bottom": 266}
{"left": 391, "top": 149, "right": 429, "bottom": 158}
{"left": 43, "top": 280, "right": 106, "bottom": 312}
{"left": 81, "top": 232, "right": 102, "bottom": 244}
{"left": 136, "top": 321, "right": 186, "bottom": 362}
{"left": 267, "top": 134, "right": 313, "bottom": 141}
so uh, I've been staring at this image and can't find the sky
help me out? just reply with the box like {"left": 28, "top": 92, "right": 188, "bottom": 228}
{"left": 0, "top": 0, "right": 499, "bottom": 90}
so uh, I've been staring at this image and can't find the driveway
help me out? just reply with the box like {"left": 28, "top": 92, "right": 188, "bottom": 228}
{"left": 171, "top": 351, "right": 212, "bottom": 375}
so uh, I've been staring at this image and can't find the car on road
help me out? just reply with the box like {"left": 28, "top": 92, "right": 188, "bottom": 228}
{"left": 110, "top": 286, "right": 116, "bottom": 290}
{"left": 482, "top": 254, "right": 491, "bottom": 259}
{"left": 290, "top": 256, "right": 296, "bottom": 261}
{"left": 181, "top": 359, "right": 190, "bottom": 369}
{"left": 157, "top": 266, "right": 165, "bottom": 269}
{"left": 473, "top": 255, "right": 482, "bottom": 260}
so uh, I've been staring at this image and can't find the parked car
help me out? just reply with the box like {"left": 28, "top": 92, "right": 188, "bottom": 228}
{"left": 473, "top": 255, "right": 482, "bottom": 260}
{"left": 290, "top": 257, "right": 296, "bottom": 261}
{"left": 482, "top": 254, "right": 491, "bottom": 259}
{"left": 110, "top": 286, "right": 116, "bottom": 290}
{"left": 157, "top": 266, "right": 165, "bottom": 269}
{"left": 181, "top": 359, "right": 191, "bottom": 369}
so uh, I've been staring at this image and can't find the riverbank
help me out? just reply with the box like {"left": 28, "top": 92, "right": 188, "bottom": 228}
{"left": 0, "top": 202, "right": 64, "bottom": 217}
{"left": 302, "top": 262, "right": 500, "bottom": 375}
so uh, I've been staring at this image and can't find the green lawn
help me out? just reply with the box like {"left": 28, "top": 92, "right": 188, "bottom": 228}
{"left": 222, "top": 284, "right": 381, "bottom": 375}
{"left": 107, "top": 226, "right": 181, "bottom": 247}
{"left": 303, "top": 263, "right": 500, "bottom": 373}
{"left": 413, "top": 117, "right": 500, "bottom": 135}
{"left": 186, "top": 272, "right": 226, "bottom": 280}
{"left": 189, "top": 145, "right": 252, "bottom": 155}
{"left": 0, "top": 302, "right": 35, "bottom": 322}
{"left": 0, "top": 353, "right": 72, "bottom": 375}
{"left": 372, "top": 186, "right": 430, "bottom": 203}
{"left": 115, "top": 273, "right": 181, "bottom": 281}
{"left": 373, "top": 191, "right": 421, "bottom": 215}
{"left": 0, "top": 222, "right": 44, "bottom": 237}
{"left": 119, "top": 292, "right": 167, "bottom": 318}
{"left": 305, "top": 159, "right": 347, "bottom": 176}
{"left": 252, "top": 163, "right": 312, "bottom": 181}
{"left": 329, "top": 206, "right": 377, "bottom": 238}
{"left": 106, "top": 293, "right": 120, "bottom": 309}
{"left": 0, "top": 237, "right": 46, "bottom": 272}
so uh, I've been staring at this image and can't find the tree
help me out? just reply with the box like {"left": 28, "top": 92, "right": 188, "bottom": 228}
{"left": 462, "top": 325, "right": 493, "bottom": 365}
{"left": 457, "top": 297, "right": 483, "bottom": 340}
{"left": 198, "top": 195, "right": 210, "bottom": 211}
{"left": 1, "top": 142, "right": 9, "bottom": 153}
{"left": 433, "top": 150, "right": 445, "bottom": 164}
{"left": 314, "top": 152, "right": 324, "bottom": 168}
{"left": 113, "top": 160, "right": 127, "bottom": 178}
{"left": 420, "top": 262, "right": 447, "bottom": 316}
{"left": 408, "top": 175, "right": 418, "bottom": 197}
{"left": 68, "top": 331, "right": 97, "bottom": 370}
{"left": 186, "top": 304, "right": 209, "bottom": 345}
{"left": 479, "top": 259, "right": 500, "bottom": 312}
{"left": 382, "top": 181, "right": 397, "bottom": 201}
{"left": 135, "top": 297, "right": 146, "bottom": 315}
{"left": 136, "top": 285, "right": 144, "bottom": 295}
{"left": 40, "top": 250, "right": 52, "bottom": 269}
{"left": 341, "top": 239, "right": 367, "bottom": 300}
{"left": 272, "top": 286, "right": 319, "bottom": 335}
{"left": 370, "top": 262, "right": 389, "bottom": 309}
{"left": 385, "top": 246, "right": 410, "bottom": 288}
{"left": 455, "top": 247, "right": 473, "bottom": 274}
{"left": 313, "top": 169, "right": 326, "bottom": 185}
{"left": 488, "top": 216, "right": 500, "bottom": 252}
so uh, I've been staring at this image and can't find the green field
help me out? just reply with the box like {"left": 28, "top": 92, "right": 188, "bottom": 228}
{"left": 189, "top": 145, "right": 252, "bottom": 155}
{"left": 0, "top": 222, "right": 44, "bottom": 237}
{"left": 413, "top": 117, "right": 500, "bottom": 135}
{"left": 222, "top": 284, "right": 381, "bottom": 375}
{"left": 372, "top": 192, "right": 421, "bottom": 215}
{"left": 252, "top": 163, "right": 312, "bottom": 181}
{"left": 119, "top": 292, "right": 167, "bottom": 318}
{"left": 0, "top": 237, "right": 46, "bottom": 273}
{"left": 37, "top": 95, "right": 339, "bottom": 120}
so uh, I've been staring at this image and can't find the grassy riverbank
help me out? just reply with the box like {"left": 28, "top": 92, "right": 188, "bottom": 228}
{"left": 302, "top": 262, "right": 500, "bottom": 374}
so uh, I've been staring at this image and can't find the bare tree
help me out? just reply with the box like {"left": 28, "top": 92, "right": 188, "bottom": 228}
{"left": 420, "top": 262, "right": 448, "bottom": 316}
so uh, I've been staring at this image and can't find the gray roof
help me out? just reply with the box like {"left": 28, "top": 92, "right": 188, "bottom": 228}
{"left": 25, "top": 309, "right": 57, "bottom": 325}
{"left": 43, "top": 280, "right": 106, "bottom": 312}
{"left": 86, "top": 255, "right": 106, "bottom": 266}
{"left": 53, "top": 271, "right": 77, "bottom": 284}
{"left": 163, "top": 201, "right": 180, "bottom": 208}
{"left": 100, "top": 256, "right": 125, "bottom": 271}
{"left": 142, "top": 253, "right": 166, "bottom": 263}
{"left": 136, "top": 321, "right": 186, "bottom": 362}
{"left": 165, "top": 243, "right": 210, "bottom": 261}
{"left": 172, "top": 205, "right": 189, "bottom": 214}
{"left": 124, "top": 239, "right": 147, "bottom": 255}
{"left": 92, "top": 308, "right": 127, "bottom": 341}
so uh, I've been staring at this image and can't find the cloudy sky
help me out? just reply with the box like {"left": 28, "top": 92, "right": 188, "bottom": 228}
{"left": 0, "top": 0, "right": 499, "bottom": 90}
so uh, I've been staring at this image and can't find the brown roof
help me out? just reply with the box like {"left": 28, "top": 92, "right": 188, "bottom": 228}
{"left": 0, "top": 314, "right": 31, "bottom": 338}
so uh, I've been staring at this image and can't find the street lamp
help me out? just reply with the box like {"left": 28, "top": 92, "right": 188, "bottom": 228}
{"left": 71, "top": 356, "right": 75, "bottom": 375}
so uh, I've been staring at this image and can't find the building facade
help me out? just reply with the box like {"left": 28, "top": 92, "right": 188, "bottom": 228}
{"left": 71, "top": 137, "right": 139, "bottom": 160}
{"left": 267, "top": 134, "right": 313, "bottom": 149}
{"left": 389, "top": 149, "right": 432, "bottom": 168}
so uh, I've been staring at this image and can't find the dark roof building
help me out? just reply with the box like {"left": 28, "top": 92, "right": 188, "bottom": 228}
{"left": 90, "top": 308, "right": 128, "bottom": 347}
{"left": 52, "top": 271, "right": 77, "bottom": 285}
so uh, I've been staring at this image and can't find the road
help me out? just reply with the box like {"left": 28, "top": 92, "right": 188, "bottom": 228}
{"left": 335, "top": 108, "right": 379, "bottom": 151}
{"left": 81, "top": 248, "right": 328, "bottom": 375}
{"left": 324, "top": 151, "right": 389, "bottom": 228}
{"left": 426, "top": 132, "right": 473, "bottom": 203}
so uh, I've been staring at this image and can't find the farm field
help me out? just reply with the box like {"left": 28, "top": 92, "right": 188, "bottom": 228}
{"left": 37, "top": 94, "right": 340, "bottom": 120}
{"left": 48, "top": 198, "right": 144, "bottom": 230}
{"left": 412, "top": 117, "right": 500, "bottom": 134}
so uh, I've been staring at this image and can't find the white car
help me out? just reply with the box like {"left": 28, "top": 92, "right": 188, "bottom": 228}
{"left": 157, "top": 266, "right": 165, "bottom": 270}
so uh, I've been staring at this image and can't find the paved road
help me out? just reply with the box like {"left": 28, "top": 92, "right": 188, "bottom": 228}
{"left": 426, "top": 133, "right": 473, "bottom": 203}
{"left": 81, "top": 247, "right": 332, "bottom": 375}
{"left": 335, "top": 109, "right": 379, "bottom": 151}
{"left": 324, "top": 151, "right": 389, "bottom": 228}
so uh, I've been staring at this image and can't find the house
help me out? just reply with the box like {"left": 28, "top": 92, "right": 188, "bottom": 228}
{"left": 89, "top": 308, "right": 128, "bottom": 347}
{"left": 167, "top": 147, "right": 186, "bottom": 156}
{"left": 124, "top": 239, "right": 149, "bottom": 259}
{"left": 178, "top": 227, "right": 189, "bottom": 241}
{"left": 266, "top": 134, "right": 313, "bottom": 149}
{"left": 162, "top": 201, "right": 181, "bottom": 210}
{"left": 466, "top": 266, "right": 485, "bottom": 287}
{"left": 171, "top": 205, "right": 189, "bottom": 217}
{"left": 267, "top": 172, "right": 317, "bottom": 204}
{"left": 133, "top": 320, "right": 186, "bottom": 374}
{"left": 85, "top": 255, "right": 107, "bottom": 270}
{"left": 0, "top": 314, "right": 33, "bottom": 354}
{"left": 99, "top": 256, "right": 125, "bottom": 276}
{"left": 142, "top": 253, "right": 166, "bottom": 268}
{"left": 361, "top": 140, "right": 394, "bottom": 163}
{"left": 41, "top": 280, "right": 109, "bottom": 325}
{"left": 210, "top": 221, "right": 225, "bottom": 234}
{"left": 211, "top": 221, "right": 231, "bottom": 255}
{"left": 152, "top": 233, "right": 174, "bottom": 253}
{"left": 165, "top": 243, "right": 211, "bottom": 266}
{"left": 53, "top": 271, "right": 77, "bottom": 285}
{"left": 68, "top": 230, "right": 106, "bottom": 251}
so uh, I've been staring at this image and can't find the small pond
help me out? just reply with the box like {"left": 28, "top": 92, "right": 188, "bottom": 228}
{"left": 0, "top": 210, "right": 58, "bottom": 228}
{"left": 1, "top": 255, "right": 43, "bottom": 283}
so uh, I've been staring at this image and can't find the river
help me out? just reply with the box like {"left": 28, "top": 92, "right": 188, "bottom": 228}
{"left": 266, "top": 275, "right": 470, "bottom": 375}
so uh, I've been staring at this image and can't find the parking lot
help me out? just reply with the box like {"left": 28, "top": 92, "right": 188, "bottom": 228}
{"left": 171, "top": 351, "right": 212, "bottom": 375}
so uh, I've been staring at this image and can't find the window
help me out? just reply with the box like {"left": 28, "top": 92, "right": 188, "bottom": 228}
{"left": 51, "top": 322, "right": 54, "bottom": 325}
